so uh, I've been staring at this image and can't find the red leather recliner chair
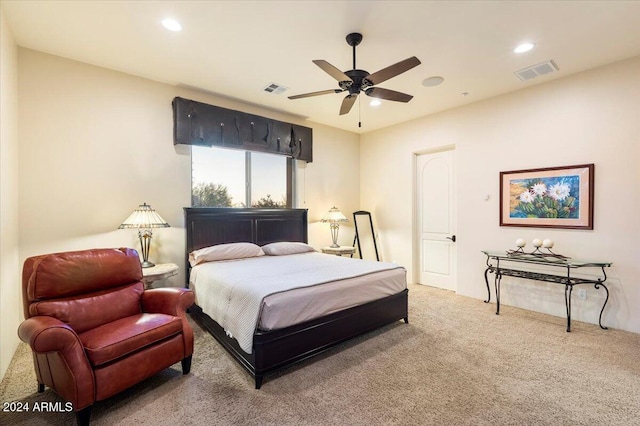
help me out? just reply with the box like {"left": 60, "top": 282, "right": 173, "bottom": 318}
{"left": 18, "top": 248, "right": 194, "bottom": 425}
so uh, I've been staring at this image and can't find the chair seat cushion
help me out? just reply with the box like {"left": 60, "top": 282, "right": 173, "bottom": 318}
{"left": 79, "top": 313, "right": 183, "bottom": 366}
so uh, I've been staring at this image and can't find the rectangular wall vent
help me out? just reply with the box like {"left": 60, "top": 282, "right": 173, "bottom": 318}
{"left": 263, "top": 83, "right": 288, "bottom": 95}
{"left": 514, "top": 60, "right": 559, "bottom": 81}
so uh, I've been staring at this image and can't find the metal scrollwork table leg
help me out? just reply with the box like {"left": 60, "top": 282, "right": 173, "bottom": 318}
{"left": 482, "top": 254, "right": 610, "bottom": 332}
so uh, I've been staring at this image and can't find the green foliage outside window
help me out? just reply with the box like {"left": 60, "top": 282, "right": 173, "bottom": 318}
{"left": 192, "top": 183, "right": 287, "bottom": 208}
{"left": 192, "top": 183, "right": 233, "bottom": 207}
{"left": 252, "top": 194, "right": 286, "bottom": 208}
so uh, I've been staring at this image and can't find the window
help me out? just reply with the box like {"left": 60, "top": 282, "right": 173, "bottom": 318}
{"left": 251, "top": 151, "right": 289, "bottom": 207}
{"left": 191, "top": 145, "right": 293, "bottom": 208}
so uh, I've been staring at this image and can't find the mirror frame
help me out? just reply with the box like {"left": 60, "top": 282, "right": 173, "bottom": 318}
{"left": 352, "top": 210, "right": 380, "bottom": 261}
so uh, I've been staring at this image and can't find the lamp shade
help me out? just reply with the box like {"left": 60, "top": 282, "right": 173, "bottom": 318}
{"left": 118, "top": 203, "right": 170, "bottom": 229}
{"left": 321, "top": 207, "right": 348, "bottom": 223}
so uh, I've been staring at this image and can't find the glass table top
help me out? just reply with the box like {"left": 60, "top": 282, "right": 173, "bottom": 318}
{"left": 482, "top": 250, "right": 612, "bottom": 268}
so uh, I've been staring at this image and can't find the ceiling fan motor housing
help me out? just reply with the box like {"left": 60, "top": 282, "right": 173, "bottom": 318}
{"left": 340, "top": 69, "right": 371, "bottom": 94}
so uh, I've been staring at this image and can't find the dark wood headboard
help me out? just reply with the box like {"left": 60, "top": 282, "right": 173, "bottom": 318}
{"left": 183, "top": 208, "right": 308, "bottom": 285}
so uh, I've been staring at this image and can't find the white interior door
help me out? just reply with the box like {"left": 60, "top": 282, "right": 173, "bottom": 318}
{"left": 416, "top": 149, "right": 456, "bottom": 291}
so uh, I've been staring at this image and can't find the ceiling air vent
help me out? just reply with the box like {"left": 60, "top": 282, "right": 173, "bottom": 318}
{"left": 514, "top": 60, "right": 559, "bottom": 81}
{"left": 263, "top": 83, "right": 288, "bottom": 95}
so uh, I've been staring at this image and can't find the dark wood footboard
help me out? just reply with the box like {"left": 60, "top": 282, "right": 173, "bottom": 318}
{"left": 189, "top": 289, "right": 408, "bottom": 388}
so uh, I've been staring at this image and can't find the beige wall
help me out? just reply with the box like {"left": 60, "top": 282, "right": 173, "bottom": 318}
{"left": 17, "top": 48, "right": 359, "bottom": 293}
{"left": 0, "top": 5, "right": 21, "bottom": 380}
{"left": 299, "top": 123, "right": 360, "bottom": 246}
{"left": 360, "top": 56, "right": 640, "bottom": 333}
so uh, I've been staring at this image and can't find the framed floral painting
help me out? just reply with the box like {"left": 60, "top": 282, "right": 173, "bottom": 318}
{"left": 499, "top": 164, "right": 594, "bottom": 229}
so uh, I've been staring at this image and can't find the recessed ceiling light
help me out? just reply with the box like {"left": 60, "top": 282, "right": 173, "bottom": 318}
{"left": 514, "top": 42, "right": 535, "bottom": 53}
{"left": 369, "top": 99, "right": 381, "bottom": 107}
{"left": 162, "top": 19, "right": 182, "bottom": 32}
{"left": 461, "top": 92, "right": 469, "bottom": 97}
{"left": 422, "top": 76, "right": 444, "bottom": 87}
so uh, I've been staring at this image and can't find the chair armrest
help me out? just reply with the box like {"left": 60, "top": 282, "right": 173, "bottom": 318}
{"left": 141, "top": 288, "right": 195, "bottom": 357}
{"left": 19, "top": 316, "right": 82, "bottom": 352}
{"left": 141, "top": 288, "right": 194, "bottom": 316}
{"left": 18, "top": 316, "right": 95, "bottom": 409}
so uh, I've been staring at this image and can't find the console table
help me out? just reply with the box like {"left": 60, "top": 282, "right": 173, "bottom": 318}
{"left": 482, "top": 251, "right": 612, "bottom": 332}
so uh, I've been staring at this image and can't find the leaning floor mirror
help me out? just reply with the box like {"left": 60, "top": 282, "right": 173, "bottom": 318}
{"left": 352, "top": 211, "right": 380, "bottom": 261}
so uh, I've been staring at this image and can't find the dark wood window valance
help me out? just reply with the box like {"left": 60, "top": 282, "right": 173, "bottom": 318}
{"left": 172, "top": 97, "right": 313, "bottom": 162}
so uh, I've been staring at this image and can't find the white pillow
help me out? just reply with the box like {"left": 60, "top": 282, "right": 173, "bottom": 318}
{"left": 189, "top": 242, "right": 264, "bottom": 266}
{"left": 261, "top": 242, "right": 316, "bottom": 256}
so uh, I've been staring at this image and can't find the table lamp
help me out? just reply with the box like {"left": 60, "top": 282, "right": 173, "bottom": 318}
{"left": 321, "top": 206, "right": 348, "bottom": 248}
{"left": 118, "top": 203, "right": 170, "bottom": 268}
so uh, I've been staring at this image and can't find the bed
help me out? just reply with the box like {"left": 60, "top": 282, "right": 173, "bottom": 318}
{"left": 184, "top": 207, "right": 409, "bottom": 388}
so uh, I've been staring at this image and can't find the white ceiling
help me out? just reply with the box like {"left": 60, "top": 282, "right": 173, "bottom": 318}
{"left": 3, "top": 1, "right": 640, "bottom": 134}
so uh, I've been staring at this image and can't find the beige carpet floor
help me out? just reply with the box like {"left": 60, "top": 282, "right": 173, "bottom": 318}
{"left": 1, "top": 284, "right": 639, "bottom": 425}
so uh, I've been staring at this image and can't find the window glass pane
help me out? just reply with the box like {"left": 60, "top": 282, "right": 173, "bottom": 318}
{"left": 251, "top": 152, "right": 287, "bottom": 207}
{"left": 191, "top": 146, "right": 246, "bottom": 207}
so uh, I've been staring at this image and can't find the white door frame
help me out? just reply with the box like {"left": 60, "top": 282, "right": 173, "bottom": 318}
{"left": 412, "top": 145, "right": 457, "bottom": 290}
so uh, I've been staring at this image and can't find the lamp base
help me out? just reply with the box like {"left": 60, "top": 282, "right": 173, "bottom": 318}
{"left": 329, "top": 222, "right": 341, "bottom": 249}
{"left": 138, "top": 230, "right": 156, "bottom": 268}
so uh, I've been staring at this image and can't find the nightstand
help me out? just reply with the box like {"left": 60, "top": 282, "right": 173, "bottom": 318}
{"left": 142, "top": 263, "right": 179, "bottom": 289}
{"left": 321, "top": 246, "right": 356, "bottom": 257}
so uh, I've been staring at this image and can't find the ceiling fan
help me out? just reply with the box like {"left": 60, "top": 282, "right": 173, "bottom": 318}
{"left": 288, "top": 33, "right": 421, "bottom": 117}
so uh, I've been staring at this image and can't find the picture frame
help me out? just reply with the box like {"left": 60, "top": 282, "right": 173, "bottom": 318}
{"left": 499, "top": 164, "right": 594, "bottom": 229}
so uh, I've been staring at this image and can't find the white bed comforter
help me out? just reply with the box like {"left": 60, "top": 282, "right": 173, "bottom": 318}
{"left": 190, "top": 252, "right": 404, "bottom": 354}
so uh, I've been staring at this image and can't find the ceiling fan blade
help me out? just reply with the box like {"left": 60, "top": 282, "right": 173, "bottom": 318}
{"left": 365, "top": 56, "right": 421, "bottom": 86}
{"left": 313, "top": 59, "right": 353, "bottom": 83}
{"left": 288, "top": 89, "right": 343, "bottom": 100}
{"left": 339, "top": 94, "right": 358, "bottom": 115}
{"left": 365, "top": 87, "right": 413, "bottom": 103}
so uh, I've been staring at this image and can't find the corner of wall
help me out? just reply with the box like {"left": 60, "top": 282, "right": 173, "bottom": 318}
{"left": 0, "top": 4, "right": 22, "bottom": 381}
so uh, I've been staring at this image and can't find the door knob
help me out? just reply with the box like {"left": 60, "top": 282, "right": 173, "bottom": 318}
{"left": 446, "top": 235, "right": 456, "bottom": 242}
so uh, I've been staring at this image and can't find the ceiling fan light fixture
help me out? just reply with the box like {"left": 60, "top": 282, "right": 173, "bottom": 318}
{"left": 514, "top": 42, "right": 535, "bottom": 53}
